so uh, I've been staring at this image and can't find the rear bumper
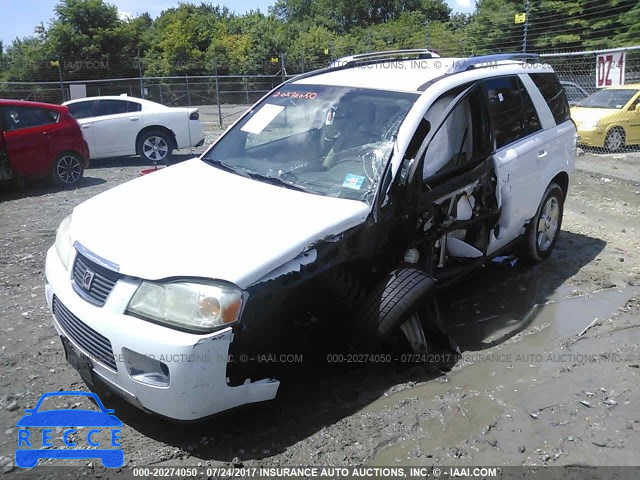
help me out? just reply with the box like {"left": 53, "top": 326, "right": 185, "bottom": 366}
{"left": 80, "top": 140, "right": 91, "bottom": 167}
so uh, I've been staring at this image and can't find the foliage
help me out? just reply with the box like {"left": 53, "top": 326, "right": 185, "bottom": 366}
{"left": 0, "top": 0, "right": 638, "bottom": 82}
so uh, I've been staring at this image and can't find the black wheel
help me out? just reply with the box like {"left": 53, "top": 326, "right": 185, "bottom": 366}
{"left": 522, "top": 182, "right": 564, "bottom": 262}
{"left": 138, "top": 130, "right": 173, "bottom": 165}
{"left": 604, "top": 127, "right": 625, "bottom": 152}
{"left": 52, "top": 152, "right": 83, "bottom": 187}
{"left": 353, "top": 268, "right": 436, "bottom": 351}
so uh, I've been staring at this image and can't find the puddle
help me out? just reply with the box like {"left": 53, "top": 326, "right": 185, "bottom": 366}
{"left": 362, "top": 279, "right": 639, "bottom": 464}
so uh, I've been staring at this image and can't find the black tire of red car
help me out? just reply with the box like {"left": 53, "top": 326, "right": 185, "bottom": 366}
{"left": 51, "top": 152, "right": 84, "bottom": 187}
{"left": 138, "top": 130, "right": 173, "bottom": 166}
{"left": 604, "top": 127, "right": 625, "bottom": 152}
{"left": 353, "top": 268, "right": 436, "bottom": 351}
{"left": 522, "top": 182, "right": 564, "bottom": 262}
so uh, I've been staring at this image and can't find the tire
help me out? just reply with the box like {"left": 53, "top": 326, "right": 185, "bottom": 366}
{"left": 522, "top": 182, "right": 564, "bottom": 262}
{"left": 604, "top": 127, "right": 625, "bottom": 152}
{"left": 138, "top": 130, "right": 173, "bottom": 165}
{"left": 51, "top": 152, "right": 84, "bottom": 187}
{"left": 353, "top": 268, "right": 436, "bottom": 351}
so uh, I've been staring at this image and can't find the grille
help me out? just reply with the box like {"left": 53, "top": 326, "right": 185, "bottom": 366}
{"left": 72, "top": 252, "right": 122, "bottom": 306}
{"left": 53, "top": 296, "right": 118, "bottom": 371}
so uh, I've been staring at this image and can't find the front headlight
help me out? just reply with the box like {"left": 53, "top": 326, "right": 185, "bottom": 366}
{"left": 127, "top": 281, "right": 244, "bottom": 333}
{"left": 54, "top": 215, "right": 73, "bottom": 270}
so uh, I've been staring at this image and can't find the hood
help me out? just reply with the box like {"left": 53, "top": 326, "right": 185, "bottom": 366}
{"left": 70, "top": 159, "right": 370, "bottom": 289}
{"left": 570, "top": 106, "right": 618, "bottom": 125}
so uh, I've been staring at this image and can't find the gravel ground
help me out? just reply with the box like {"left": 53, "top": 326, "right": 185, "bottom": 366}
{"left": 1, "top": 108, "right": 640, "bottom": 476}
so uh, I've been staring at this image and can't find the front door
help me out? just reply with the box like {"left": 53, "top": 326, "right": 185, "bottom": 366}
{"left": 0, "top": 105, "right": 57, "bottom": 177}
{"left": 406, "top": 83, "right": 499, "bottom": 263}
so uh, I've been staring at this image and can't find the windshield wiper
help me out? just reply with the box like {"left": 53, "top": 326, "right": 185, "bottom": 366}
{"left": 202, "top": 158, "right": 252, "bottom": 178}
{"left": 245, "top": 172, "right": 308, "bottom": 192}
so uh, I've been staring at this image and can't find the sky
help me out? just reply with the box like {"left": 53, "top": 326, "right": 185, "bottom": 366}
{"left": 0, "top": 0, "right": 475, "bottom": 48}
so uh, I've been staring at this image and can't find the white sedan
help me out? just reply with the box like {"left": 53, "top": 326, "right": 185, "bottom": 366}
{"left": 63, "top": 95, "right": 205, "bottom": 164}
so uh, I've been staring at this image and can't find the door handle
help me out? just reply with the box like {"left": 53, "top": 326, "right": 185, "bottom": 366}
{"left": 537, "top": 150, "right": 548, "bottom": 158}
{"left": 82, "top": 125, "right": 90, "bottom": 129}
{"left": 130, "top": 117, "right": 139, "bottom": 121}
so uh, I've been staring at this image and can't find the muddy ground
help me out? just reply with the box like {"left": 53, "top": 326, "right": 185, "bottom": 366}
{"left": 1, "top": 106, "right": 640, "bottom": 476}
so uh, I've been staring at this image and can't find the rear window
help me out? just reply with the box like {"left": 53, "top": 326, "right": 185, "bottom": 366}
{"left": 530, "top": 73, "right": 571, "bottom": 125}
{"left": 96, "top": 100, "right": 141, "bottom": 116}
{"left": 67, "top": 101, "right": 96, "bottom": 119}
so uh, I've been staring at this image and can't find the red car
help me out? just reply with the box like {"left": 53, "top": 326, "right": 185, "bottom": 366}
{"left": 0, "top": 99, "right": 90, "bottom": 187}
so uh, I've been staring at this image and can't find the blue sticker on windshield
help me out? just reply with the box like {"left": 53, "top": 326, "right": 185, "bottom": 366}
{"left": 343, "top": 174, "right": 365, "bottom": 190}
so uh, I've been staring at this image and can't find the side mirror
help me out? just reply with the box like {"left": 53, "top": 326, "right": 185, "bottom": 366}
{"left": 635, "top": 104, "right": 640, "bottom": 113}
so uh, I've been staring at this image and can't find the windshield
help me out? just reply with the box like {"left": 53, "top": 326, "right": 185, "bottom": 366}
{"left": 578, "top": 89, "right": 637, "bottom": 109}
{"left": 202, "top": 84, "right": 418, "bottom": 205}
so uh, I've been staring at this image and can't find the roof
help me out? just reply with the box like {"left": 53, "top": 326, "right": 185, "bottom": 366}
{"left": 294, "top": 58, "right": 461, "bottom": 92}
{"left": 0, "top": 98, "right": 66, "bottom": 111}
{"left": 63, "top": 95, "right": 167, "bottom": 109}
{"left": 293, "top": 57, "right": 555, "bottom": 92}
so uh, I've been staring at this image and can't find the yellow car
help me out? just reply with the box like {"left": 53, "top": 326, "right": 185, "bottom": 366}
{"left": 570, "top": 84, "right": 640, "bottom": 152}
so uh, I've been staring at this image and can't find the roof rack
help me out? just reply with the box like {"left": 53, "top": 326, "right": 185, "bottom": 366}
{"left": 448, "top": 53, "right": 540, "bottom": 73}
{"left": 329, "top": 49, "right": 439, "bottom": 68}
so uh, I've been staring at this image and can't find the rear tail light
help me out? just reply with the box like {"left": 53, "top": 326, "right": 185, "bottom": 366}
{"left": 189, "top": 111, "right": 199, "bottom": 121}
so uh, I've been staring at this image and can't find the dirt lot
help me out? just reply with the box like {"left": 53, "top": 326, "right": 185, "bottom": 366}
{"left": 1, "top": 106, "right": 640, "bottom": 476}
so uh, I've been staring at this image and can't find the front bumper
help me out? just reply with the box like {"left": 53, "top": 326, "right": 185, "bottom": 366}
{"left": 575, "top": 127, "right": 606, "bottom": 148}
{"left": 187, "top": 120, "right": 206, "bottom": 149}
{"left": 44, "top": 246, "right": 279, "bottom": 421}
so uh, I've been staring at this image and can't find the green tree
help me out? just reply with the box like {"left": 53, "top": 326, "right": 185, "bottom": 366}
{"left": 614, "top": 2, "right": 640, "bottom": 45}
{"left": 465, "top": 0, "right": 522, "bottom": 54}
{"left": 47, "top": 0, "right": 123, "bottom": 59}
{"left": 143, "top": 3, "right": 228, "bottom": 75}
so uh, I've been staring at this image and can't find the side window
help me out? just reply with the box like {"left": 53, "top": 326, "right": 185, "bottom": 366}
{"left": 530, "top": 73, "right": 570, "bottom": 125}
{"left": 126, "top": 101, "right": 142, "bottom": 112}
{"left": 96, "top": 100, "right": 129, "bottom": 116}
{"left": 422, "top": 86, "right": 491, "bottom": 180}
{"left": 522, "top": 83, "right": 541, "bottom": 135}
{"left": 0, "top": 106, "right": 59, "bottom": 131}
{"left": 484, "top": 76, "right": 540, "bottom": 149}
{"left": 67, "top": 101, "right": 96, "bottom": 119}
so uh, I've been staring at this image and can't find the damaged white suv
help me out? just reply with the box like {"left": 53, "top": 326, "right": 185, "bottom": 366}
{"left": 45, "top": 51, "right": 576, "bottom": 420}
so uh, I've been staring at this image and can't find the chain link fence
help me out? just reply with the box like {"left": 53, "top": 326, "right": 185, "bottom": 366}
{"left": 541, "top": 46, "right": 640, "bottom": 154}
{"left": 1, "top": 47, "right": 639, "bottom": 147}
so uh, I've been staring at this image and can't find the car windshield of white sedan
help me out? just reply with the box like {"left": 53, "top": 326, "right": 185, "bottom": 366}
{"left": 203, "top": 84, "right": 418, "bottom": 204}
{"left": 578, "top": 89, "right": 637, "bottom": 109}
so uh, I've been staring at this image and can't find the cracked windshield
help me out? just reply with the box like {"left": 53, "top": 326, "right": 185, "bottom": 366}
{"left": 202, "top": 84, "right": 418, "bottom": 204}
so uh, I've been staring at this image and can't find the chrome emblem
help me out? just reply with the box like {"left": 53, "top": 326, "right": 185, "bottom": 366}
{"left": 82, "top": 270, "right": 95, "bottom": 290}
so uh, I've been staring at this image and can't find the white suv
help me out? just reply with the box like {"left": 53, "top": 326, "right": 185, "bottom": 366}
{"left": 45, "top": 51, "right": 576, "bottom": 420}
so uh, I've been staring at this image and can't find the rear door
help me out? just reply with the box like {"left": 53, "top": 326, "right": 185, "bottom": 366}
{"left": 528, "top": 72, "right": 576, "bottom": 185}
{"left": 483, "top": 75, "right": 545, "bottom": 254}
{"left": 0, "top": 105, "right": 58, "bottom": 177}
{"left": 91, "top": 100, "right": 141, "bottom": 158}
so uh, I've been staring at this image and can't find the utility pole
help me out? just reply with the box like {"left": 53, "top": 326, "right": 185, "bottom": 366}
{"left": 425, "top": 20, "right": 430, "bottom": 49}
{"left": 213, "top": 56, "right": 222, "bottom": 128}
{"left": 279, "top": 52, "right": 286, "bottom": 82}
{"left": 137, "top": 49, "right": 144, "bottom": 98}
{"left": 57, "top": 55, "right": 65, "bottom": 102}
{"left": 522, "top": 0, "right": 531, "bottom": 53}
